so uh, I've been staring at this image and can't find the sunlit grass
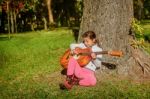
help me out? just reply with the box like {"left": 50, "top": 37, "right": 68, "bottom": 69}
{"left": 0, "top": 27, "right": 149, "bottom": 98}
{"left": 0, "top": 29, "right": 74, "bottom": 81}
{"left": 141, "top": 20, "right": 150, "bottom": 53}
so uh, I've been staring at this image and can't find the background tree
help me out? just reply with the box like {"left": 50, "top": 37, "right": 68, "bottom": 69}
{"left": 79, "top": 0, "right": 150, "bottom": 79}
{"left": 134, "top": 0, "right": 144, "bottom": 20}
{"left": 0, "top": 0, "right": 83, "bottom": 33}
{"left": 144, "top": 0, "right": 150, "bottom": 19}
{"left": 52, "top": 0, "right": 82, "bottom": 27}
{"left": 134, "top": 0, "right": 150, "bottom": 20}
{"left": 45, "top": 0, "right": 54, "bottom": 26}
{"left": 1, "top": 0, "right": 8, "bottom": 33}
{"left": 35, "top": 0, "right": 48, "bottom": 30}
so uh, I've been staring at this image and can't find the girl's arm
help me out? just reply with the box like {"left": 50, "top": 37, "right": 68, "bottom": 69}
{"left": 91, "top": 45, "right": 102, "bottom": 59}
{"left": 91, "top": 45, "right": 103, "bottom": 69}
{"left": 70, "top": 43, "right": 85, "bottom": 50}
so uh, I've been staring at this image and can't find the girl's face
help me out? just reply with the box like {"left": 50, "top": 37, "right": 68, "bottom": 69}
{"left": 83, "top": 37, "right": 96, "bottom": 47}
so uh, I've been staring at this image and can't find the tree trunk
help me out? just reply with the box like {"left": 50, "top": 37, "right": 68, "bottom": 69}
{"left": 10, "top": 10, "right": 14, "bottom": 33}
{"left": 46, "top": 0, "right": 54, "bottom": 25}
{"left": 79, "top": 0, "right": 150, "bottom": 79}
{"left": 6, "top": 1, "right": 10, "bottom": 38}
{"left": 1, "top": 5, "right": 6, "bottom": 33}
{"left": 136, "top": 0, "right": 144, "bottom": 20}
{"left": 42, "top": 17, "right": 48, "bottom": 30}
{"left": 13, "top": 10, "right": 17, "bottom": 33}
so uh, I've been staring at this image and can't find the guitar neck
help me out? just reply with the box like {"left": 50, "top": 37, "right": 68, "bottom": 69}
{"left": 80, "top": 51, "right": 108, "bottom": 55}
{"left": 79, "top": 50, "right": 122, "bottom": 57}
{"left": 95, "top": 51, "right": 108, "bottom": 55}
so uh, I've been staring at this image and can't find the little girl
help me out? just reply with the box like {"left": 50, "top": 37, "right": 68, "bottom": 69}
{"left": 60, "top": 31, "right": 102, "bottom": 90}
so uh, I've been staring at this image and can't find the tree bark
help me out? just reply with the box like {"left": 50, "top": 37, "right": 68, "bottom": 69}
{"left": 136, "top": 0, "right": 144, "bottom": 20}
{"left": 46, "top": 0, "right": 54, "bottom": 25}
{"left": 79, "top": 0, "right": 150, "bottom": 79}
{"left": 10, "top": 10, "right": 14, "bottom": 33}
{"left": 42, "top": 17, "right": 48, "bottom": 30}
{"left": 13, "top": 10, "right": 17, "bottom": 33}
{"left": 6, "top": 1, "right": 10, "bottom": 38}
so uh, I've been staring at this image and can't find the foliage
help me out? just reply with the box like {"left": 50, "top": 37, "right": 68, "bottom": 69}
{"left": 0, "top": 0, "right": 83, "bottom": 33}
{"left": 131, "top": 19, "right": 150, "bottom": 52}
{"left": 52, "top": 0, "right": 82, "bottom": 27}
{"left": 131, "top": 18, "right": 144, "bottom": 36}
{"left": 130, "top": 38, "right": 145, "bottom": 49}
{"left": 0, "top": 0, "right": 150, "bottom": 33}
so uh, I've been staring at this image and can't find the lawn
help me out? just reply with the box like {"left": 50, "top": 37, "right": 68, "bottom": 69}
{"left": 0, "top": 27, "right": 150, "bottom": 99}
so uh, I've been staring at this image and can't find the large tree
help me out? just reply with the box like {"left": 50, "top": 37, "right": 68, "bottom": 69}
{"left": 79, "top": 0, "right": 150, "bottom": 79}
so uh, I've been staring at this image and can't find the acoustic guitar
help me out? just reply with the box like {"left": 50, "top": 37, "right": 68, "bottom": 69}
{"left": 60, "top": 48, "right": 123, "bottom": 69}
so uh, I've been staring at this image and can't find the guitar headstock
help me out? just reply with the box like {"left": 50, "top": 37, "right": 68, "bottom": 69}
{"left": 108, "top": 51, "right": 123, "bottom": 57}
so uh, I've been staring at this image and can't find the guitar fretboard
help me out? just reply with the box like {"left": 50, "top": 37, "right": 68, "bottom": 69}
{"left": 79, "top": 51, "right": 108, "bottom": 55}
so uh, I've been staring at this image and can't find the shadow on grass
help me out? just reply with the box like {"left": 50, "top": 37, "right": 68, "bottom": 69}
{"left": 102, "top": 62, "right": 117, "bottom": 69}
{"left": 0, "top": 52, "right": 9, "bottom": 68}
{"left": 60, "top": 62, "right": 117, "bottom": 76}
{"left": 61, "top": 69, "right": 67, "bottom": 75}
{"left": 144, "top": 34, "right": 150, "bottom": 43}
{"left": 0, "top": 36, "right": 13, "bottom": 41}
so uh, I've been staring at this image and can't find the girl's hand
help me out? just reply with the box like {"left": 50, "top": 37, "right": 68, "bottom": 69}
{"left": 73, "top": 48, "right": 81, "bottom": 54}
{"left": 91, "top": 53, "right": 96, "bottom": 59}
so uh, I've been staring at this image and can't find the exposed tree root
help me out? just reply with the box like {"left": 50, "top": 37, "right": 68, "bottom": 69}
{"left": 131, "top": 47, "right": 150, "bottom": 78}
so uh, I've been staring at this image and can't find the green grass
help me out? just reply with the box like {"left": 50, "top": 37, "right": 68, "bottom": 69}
{"left": 0, "top": 28, "right": 75, "bottom": 98}
{"left": 0, "top": 29, "right": 74, "bottom": 80}
{"left": 142, "top": 20, "right": 150, "bottom": 53}
{"left": 0, "top": 28, "right": 150, "bottom": 99}
{"left": 141, "top": 20, "right": 150, "bottom": 40}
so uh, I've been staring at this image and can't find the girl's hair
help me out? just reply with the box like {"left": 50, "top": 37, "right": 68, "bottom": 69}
{"left": 82, "top": 31, "right": 96, "bottom": 40}
{"left": 82, "top": 31, "right": 101, "bottom": 46}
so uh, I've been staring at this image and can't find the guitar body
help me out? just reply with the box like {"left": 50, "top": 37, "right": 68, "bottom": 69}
{"left": 77, "top": 55, "right": 92, "bottom": 67}
{"left": 60, "top": 49, "right": 91, "bottom": 69}
{"left": 60, "top": 49, "right": 72, "bottom": 69}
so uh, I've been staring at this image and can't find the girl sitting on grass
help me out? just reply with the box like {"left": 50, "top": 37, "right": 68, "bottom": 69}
{"left": 60, "top": 31, "right": 102, "bottom": 90}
